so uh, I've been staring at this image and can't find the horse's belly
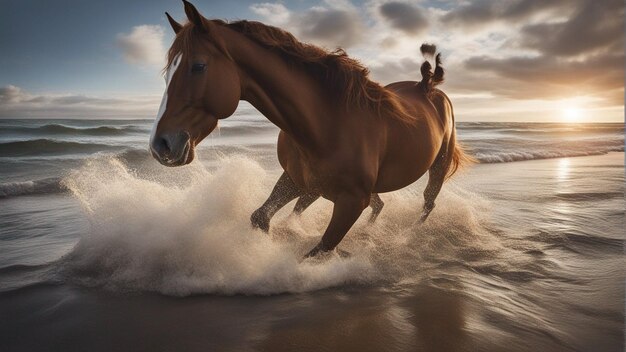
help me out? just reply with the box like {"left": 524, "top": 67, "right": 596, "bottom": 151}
{"left": 373, "top": 126, "right": 441, "bottom": 193}
{"left": 373, "top": 159, "right": 430, "bottom": 193}
{"left": 277, "top": 131, "right": 378, "bottom": 197}
{"left": 277, "top": 120, "right": 442, "bottom": 195}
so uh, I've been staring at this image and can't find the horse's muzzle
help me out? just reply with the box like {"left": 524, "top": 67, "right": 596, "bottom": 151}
{"left": 150, "top": 130, "right": 192, "bottom": 167}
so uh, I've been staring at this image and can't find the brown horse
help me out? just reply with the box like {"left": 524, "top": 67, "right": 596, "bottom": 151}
{"left": 150, "top": 1, "right": 472, "bottom": 258}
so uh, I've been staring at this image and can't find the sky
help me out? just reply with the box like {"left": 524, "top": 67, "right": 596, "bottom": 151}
{"left": 0, "top": 0, "right": 623, "bottom": 122}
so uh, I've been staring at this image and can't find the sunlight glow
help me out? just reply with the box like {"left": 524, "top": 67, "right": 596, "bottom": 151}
{"left": 562, "top": 107, "right": 582, "bottom": 122}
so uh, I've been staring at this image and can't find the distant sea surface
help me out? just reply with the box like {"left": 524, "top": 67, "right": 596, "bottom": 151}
{"left": 0, "top": 112, "right": 624, "bottom": 351}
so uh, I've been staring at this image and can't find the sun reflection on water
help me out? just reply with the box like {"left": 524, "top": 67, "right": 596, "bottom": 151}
{"left": 557, "top": 158, "right": 570, "bottom": 182}
{"left": 554, "top": 158, "right": 573, "bottom": 217}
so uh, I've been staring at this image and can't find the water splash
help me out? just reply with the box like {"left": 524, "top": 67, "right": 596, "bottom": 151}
{"left": 61, "top": 155, "right": 499, "bottom": 296}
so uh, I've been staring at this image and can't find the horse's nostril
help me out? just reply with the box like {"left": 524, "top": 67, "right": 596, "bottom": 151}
{"left": 151, "top": 131, "right": 191, "bottom": 165}
{"left": 152, "top": 135, "right": 171, "bottom": 157}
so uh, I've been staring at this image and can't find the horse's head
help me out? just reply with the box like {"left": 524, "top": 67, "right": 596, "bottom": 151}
{"left": 150, "top": 1, "right": 240, "bottom": 166}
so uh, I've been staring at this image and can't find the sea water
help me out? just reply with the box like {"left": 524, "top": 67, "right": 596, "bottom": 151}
{"left": 0, "top": 108, "right": 623, "bottom": 351}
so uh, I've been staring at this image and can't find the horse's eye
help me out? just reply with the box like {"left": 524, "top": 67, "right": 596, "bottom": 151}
{"left": 191, "top": 63, "right": 207, "bottom": 73}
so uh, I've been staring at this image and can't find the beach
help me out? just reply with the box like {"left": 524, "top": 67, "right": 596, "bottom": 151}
{"left": 0, "top": 114, "right": 624, "bottom": 351}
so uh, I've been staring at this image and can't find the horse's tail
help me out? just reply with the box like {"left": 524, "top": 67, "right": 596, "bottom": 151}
{"left": 445, "top": 116, "right": 475, "bottom": 181}
{"left": 419, "top": 44, "right": 474, "bottom": 179}
{"left": 419, "top": 44, "right": 444, "bottom": 93}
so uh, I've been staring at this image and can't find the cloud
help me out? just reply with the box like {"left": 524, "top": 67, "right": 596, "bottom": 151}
{"left": 369, "top": 57, "right": 422, "bottom": 83}
{"left": 245, "top": 0, "right": 623, "bottom": 121}
{"left": 117, "top": 25, "right": 166, "bottom": 67}
{"left": 0, "top": 85, "right": 161, "bottom": 118}
{"left": 296, "top": 8, "right": 364, "bottom": 47}
{"left": 250, "top": 2, "right": 365, "bottom": 48}
{"left": 0, "top": 85, "right": 24, "bottom": 104}
{"left": 379, "top": 2, "right": 429, "bottom": 35}
{"left": 441, "top": 0, "right": 572, "bottom": 29}
{"left": 515, "top": 0, "right": 623, "bottom": 57}
{"left": 6, "top": 2, "right": 619, "bottom": 121}
{"left": 249, "top": 3, "right": 290, "bottom": 25}
{"left": 448, "top": 0, "right": 624, "bottom": 108}
{"left": 461, "top": 52, "right": 624, "bottom": 105}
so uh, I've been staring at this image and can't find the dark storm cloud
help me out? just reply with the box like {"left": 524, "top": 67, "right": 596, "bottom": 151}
{"left": 379, "top": 2, "right": 429, "bottom": 35}
{"left": 441, "top": 0, "right": 571, "bottom": 28}
{"left": 296, "top": 8, "right": 364, "bottom": 47}
{"left": 516, "top": 0, "right": 624, "bottom": 57}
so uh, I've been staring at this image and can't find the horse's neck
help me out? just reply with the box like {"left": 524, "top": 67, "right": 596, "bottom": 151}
{"left": 222, "top": 28, "right": 331, "bottom": 147}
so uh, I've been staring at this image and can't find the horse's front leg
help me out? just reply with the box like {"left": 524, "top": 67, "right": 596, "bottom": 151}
{"left": 304, "top": 192, "right": 370, "bottom": 258}
{"left": 251, "top": 171, "right": 303, "bottom": 233}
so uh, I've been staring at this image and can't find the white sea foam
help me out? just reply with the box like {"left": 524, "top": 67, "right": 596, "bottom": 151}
{"left": 474, "top": 146, "right": 624, "bottom": 163}
{"left": 0, "top": 181, "right": 36, "bottom": 197}
{"left": 61, "top": 155, "right": 499, "bottom": 296}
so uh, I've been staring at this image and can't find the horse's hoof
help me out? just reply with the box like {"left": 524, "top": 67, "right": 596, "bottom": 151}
{"left": 250, "top": 209, "right": 270, "bottom": 233}
{"left": 419, "top": 203, "right": 435, "bottom": 223}
{"left": 303, "top": 243, "right": 351, "bottom": 260}
{"left": 303, "top": 242, "right": 330, "bottom": 259}
{"left": 336, "top": 248, "right": 351, "bottom": 258}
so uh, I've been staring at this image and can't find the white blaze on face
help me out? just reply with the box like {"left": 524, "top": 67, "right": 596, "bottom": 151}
{"left": 150, "top": 53, "right": 183, "bottom": 146}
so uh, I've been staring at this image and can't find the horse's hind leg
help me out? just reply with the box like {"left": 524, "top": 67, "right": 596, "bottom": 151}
{"left": 292, "top": 193, "right": 320, "bottom": 215}
{"left": 251, "top": 171, "right": 303, "bottom": 232}
{"left": 369, "top": 194, "right": 384, "bottom": 223}
{"left": 304, "top": 192, "right": 370, "bottom": 258}
{"left": 420, "top": 150, "right": 448, "bottom": 223}
{"left": 293, "top": 193, "right": 383, "bottom": 222}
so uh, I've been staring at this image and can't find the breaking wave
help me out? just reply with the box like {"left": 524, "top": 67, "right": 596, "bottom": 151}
{"left": 0, "top": 177, "right": 65, "bottom": 198}
{"left": 2, "top": 123, "right": 146, "bottom": 136}
{"left": 466, "top": 136, "right": 624, "bottom": 163}
{"left": 474, "top": 145, "right": 624, "bottom": 163}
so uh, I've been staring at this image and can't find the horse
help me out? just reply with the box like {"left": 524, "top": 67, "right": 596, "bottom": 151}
{"left": 150, "top": 0, "right": 472, "bottom": 258}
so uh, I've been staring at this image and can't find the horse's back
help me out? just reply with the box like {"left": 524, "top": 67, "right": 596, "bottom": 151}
{"left": 385, "top": 81, "right": 450, "bottom": 127}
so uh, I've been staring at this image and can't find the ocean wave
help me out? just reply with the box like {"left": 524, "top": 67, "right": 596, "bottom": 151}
{"left": 0, "top": 177, "right": 66, "bottom": 198}
{"left": 0, "top": 139, "right": 121, "bottom": 157}
{"left": 0, "top": 263, "right": 52, "bottom": 275}
{"left": 216, "top": 123, "right": 277, "bottom": 134}
{"left": 458, "top": 122, "right": 624, "bottom": 131}
{"left": 528, "top": 230, "right": 624, "bottom": 255}
{"left": 3, "top": 123, "right": 146, "bottom": 136}
{"left": 552, "top": 191, "right": 623, "bottom": 201}
{"left": 473, "top": 146, "right": 624, "bottom": 163}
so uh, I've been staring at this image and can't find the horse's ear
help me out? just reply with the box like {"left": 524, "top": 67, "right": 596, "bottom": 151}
{"left": 165, "top": 12, "right": 182, "bottom": 34}
{"left": 182, "top": 0, "right": 207, "bottom": 32}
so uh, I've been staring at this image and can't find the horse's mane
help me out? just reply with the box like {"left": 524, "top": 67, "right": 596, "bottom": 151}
{"left": 166, "top": 19, "right": 416, "bottom": 123}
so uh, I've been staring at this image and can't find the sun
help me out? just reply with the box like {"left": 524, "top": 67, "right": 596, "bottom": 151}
{"left": 562, "top": 107, "right": 582, "bottom": 122}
